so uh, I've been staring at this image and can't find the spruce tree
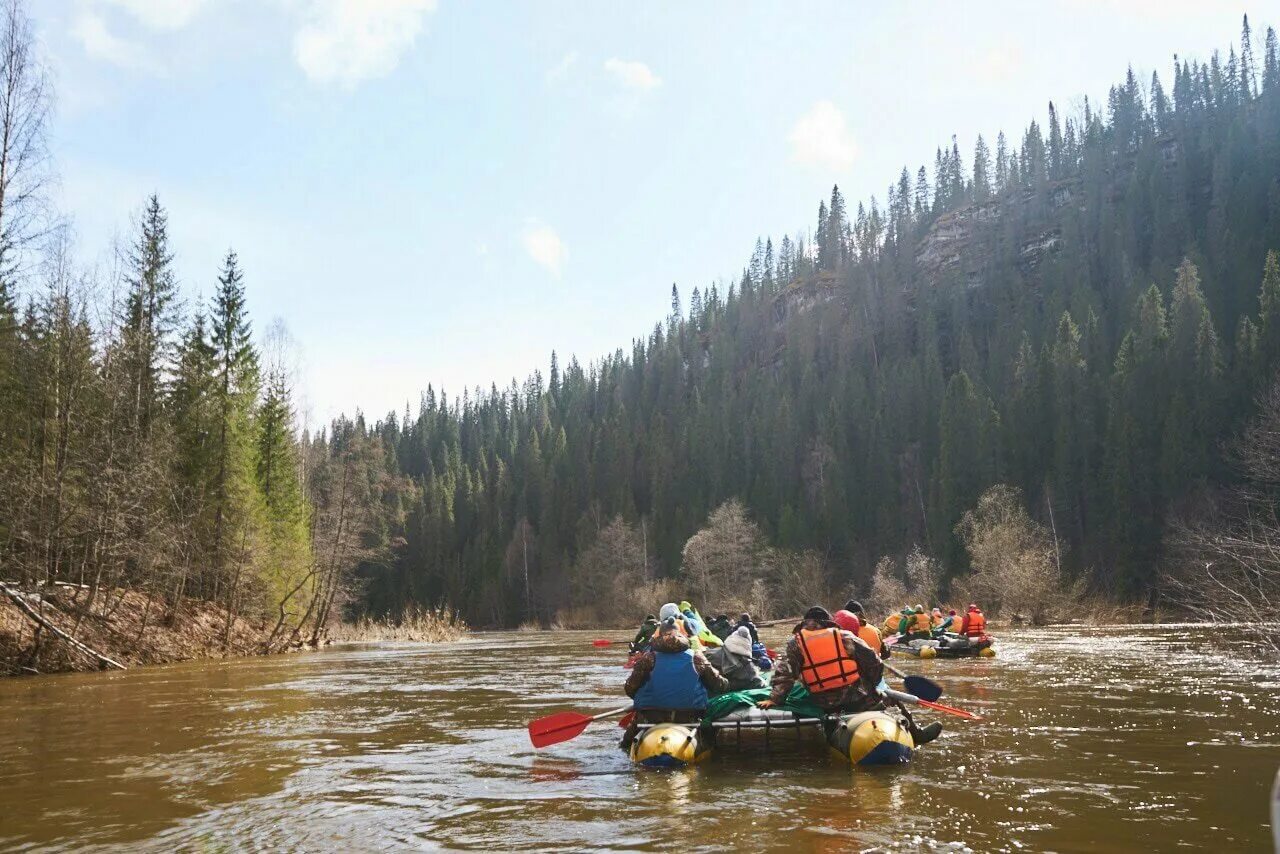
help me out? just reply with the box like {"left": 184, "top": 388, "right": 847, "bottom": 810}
{"left": 973, "top": 135, "right": 992, "bottom": 201}
{"left": 208, "top": 250, "right": 261, "bottom": 594}
{"left": 121, "top": 195, "right": 178, "bottom": 436}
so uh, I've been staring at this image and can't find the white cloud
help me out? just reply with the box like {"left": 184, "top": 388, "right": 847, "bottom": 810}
{"left": 546, "top": 50, "right": 578, "bottom": 83}
{"left": 603, "top": 57, "right": 660, "bottom": 91}
{"left": 97, "top": 0, "right": 209, "bottom": 31}
{"left": 294, "top": 0, "right": 437, "bottom": 88}
{"left": 788, "top": 100, "right": 857, "bottom": 173}
{"left": 71, "top": 10, "right": 158, "bottom": 72}
{"left": 521, "top": 221, "right": 566, "bottom": 278}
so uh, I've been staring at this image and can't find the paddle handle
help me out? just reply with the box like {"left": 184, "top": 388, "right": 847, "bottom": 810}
{"left": 591, "top": 705, "right": 633, "bottom": 722}
{"left": 883, "top": 661, "right": 908, "bottom": 679}
{"left": 882, "top": 687, "right": 982, "bottom": 721}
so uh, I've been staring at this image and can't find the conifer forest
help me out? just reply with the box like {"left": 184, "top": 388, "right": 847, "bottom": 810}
{"left": 3, "top": 11, "right": 1280, "bottom": 631}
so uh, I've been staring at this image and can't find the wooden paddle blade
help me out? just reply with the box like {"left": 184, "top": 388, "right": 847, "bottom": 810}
{"left": 903, "top": 674, "right": 943, "bottom": 702}
{"left": 917, "top": 698, "right": 982, "bottom": 721}
{"left": 617, "top": 711, "right": 635, "bottom": 729}
{"left": 528, "top": 711, "right": 592, "bottom": 748}
{"left": 592, "top": 639, "right": 613, "bottom": 647}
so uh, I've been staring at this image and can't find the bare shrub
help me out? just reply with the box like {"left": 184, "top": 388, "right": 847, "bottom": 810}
{"left": 571, "top": 515, "right": 647, "bottom": 607}
{"left": 1164, "top": 378, "right": 1280, "bottom": 653}
{"left": 681, "top": 499, "right": 770, "bottom": 605}
{"left": 770, "top": 550, "right": 834, "bottom": 616}
{"left": 866, "top": 548, "right": 939, "bottom": 616}
{"left": 956, "top": 484, "right": 1072, "bottom": 624}
{"left": 867, "top": 556, "right": 909, "bottom": 615}
{"left": 905, "top": 546, "right": 941, "bottom": 606}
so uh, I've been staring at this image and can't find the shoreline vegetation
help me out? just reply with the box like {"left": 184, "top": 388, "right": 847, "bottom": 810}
{"left": 0, "top": 0, "right": 1277, "bottom": 664}
{"left": 0, "top": 583, "right": 468, "bottom": 677}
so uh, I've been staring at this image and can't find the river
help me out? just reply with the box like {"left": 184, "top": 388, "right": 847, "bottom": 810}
{"left": 0, "top": 625, "right": 1276, "bottom": 852}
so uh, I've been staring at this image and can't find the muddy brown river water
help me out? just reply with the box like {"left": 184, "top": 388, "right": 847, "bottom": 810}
{"left": 0, "top": 625, "right": 1277, "bottom": 852}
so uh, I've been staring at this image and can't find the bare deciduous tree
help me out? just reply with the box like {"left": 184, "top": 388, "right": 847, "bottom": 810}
{"left": 0, "top": 0, "right": 53, "bottom": 286}
{"left": 1165, "top": 379, "right": 1280, "bottom": 653}
{"left": 956, "top": 484, "right": 1070, "bottom": 624}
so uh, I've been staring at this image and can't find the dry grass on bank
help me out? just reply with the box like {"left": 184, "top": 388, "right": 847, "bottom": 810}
{"left": 0, "top": 585, "right": 272, "bottom": 677}
{"left": 330, "top": 606, "right": 467, "bottom": 643}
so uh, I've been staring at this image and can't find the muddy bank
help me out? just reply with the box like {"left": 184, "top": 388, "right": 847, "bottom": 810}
{"left": 0, "top": 584, "right": 292, "bottom": 677}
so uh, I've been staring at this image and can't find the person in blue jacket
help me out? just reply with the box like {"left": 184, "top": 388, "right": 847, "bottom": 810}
{"left": 620, "top": 617, "right": 728, "bottom": 748}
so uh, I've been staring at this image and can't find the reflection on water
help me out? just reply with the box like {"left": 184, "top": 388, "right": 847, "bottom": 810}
{"left": 0, "top": 626, "right": 1276, "bottom": 851}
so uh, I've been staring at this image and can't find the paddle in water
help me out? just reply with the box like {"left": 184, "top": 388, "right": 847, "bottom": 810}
{"left": 882, "top": 660, "right": 944, "bottom": 702}
{"left": 528, "top": 705, "right": 632, "bottom": 748}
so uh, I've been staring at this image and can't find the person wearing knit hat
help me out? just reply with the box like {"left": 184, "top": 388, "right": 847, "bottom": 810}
{"left": 621, "top": 616, "right": 729, "bottom": 749}
{"left": 705, "top": 626, "right": 765, "bottom": 691}
{"left": 733, "top": 612, "right": 759, "bottom": 645}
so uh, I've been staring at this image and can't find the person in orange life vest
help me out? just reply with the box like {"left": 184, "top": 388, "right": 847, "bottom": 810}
{"left": 931, "top": 607, "right": 945, "bottom": 629}
{"left": 760, "top": 606, "right": 882, "bottom": 714}
{"left": 899, "top": 604, "right": 934, "bottom": 640}
{"left": 760, "top": 606, "right": 941, "bottom": 744}
{"left": 962, "top": 604, "right": 987, "bottom": 638}
{"left": 834, "top": 608, "right": 887, "bottom": 658}
{"left": 621, "top": 617, "right": 729, "bottom": 749}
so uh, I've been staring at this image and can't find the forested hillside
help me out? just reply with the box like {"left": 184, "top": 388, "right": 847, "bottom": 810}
{"left": 351, "top": 18, "right": 1280, "bottom": 626}
{"left": 5, "top": 7, "right": 1280, "bottom": 635}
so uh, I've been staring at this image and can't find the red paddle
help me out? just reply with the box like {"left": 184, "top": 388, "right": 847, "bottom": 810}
{"left": 618, "top": 710, "right": 636, "bottom": 729}
{"left": 883, "top": 687, "right": 983, "bottom": 721}
{"left": 528, "top": 706, "right": 632, "bottom": 748}
{"left": 916, "top": 697, "right": 982, "bottom": 720}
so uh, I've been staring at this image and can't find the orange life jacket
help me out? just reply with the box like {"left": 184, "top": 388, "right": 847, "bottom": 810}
{"left": 796, "top": 628, "right": 860, "bottom": 692}
{"left": 857, "top": 624, "right": 883, "bottom": 653}
{"left": 883, "top": 615, "right": 900, "bottom": 635}
{"left": 966, "top": 610, "right": 986, "bottom": 637}
{"left": 910, "top": 612, "right": 932, "bottom": 634}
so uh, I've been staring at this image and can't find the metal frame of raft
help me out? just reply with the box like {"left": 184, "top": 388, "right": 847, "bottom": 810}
{"left": 635, "top": 713, "right": 825, "bottom": 749}
{"left": 630, "top": 708, "right": 914, "bottom": 768}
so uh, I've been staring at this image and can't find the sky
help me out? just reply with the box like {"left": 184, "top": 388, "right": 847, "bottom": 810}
{"left": 32, "top": 0, "right": 1260, "bottom": 427}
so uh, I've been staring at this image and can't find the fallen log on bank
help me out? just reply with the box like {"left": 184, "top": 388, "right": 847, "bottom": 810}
{"left": 0, "top": 583, "right": 127, "bottom": 671}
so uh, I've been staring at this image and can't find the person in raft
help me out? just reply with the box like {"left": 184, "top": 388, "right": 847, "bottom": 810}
{"left": 941, "top": 608, "right": 963, "bottom": 634}
{"left": 708, "top": 614, "right": 735, "bottom": 641}
{"left": 834, "top": 607, "right": 887, "bottom": 658}
{"left": 705, "top": 625, "right": 766, "bottom": 692}
{"left": 960, "top": 604, "right": 987, "bottom": 638}
{"left": 899, "top": 604, "right": 934, "bottom": 641}
{"left": 734, "top": 612, "right": 759, "bottom": 645}
{"left": 657, "top": 602, "right": 699, "bottom": 649}
{"left": 621, "top": 616, "right": 729, "bottom": 748}
{"left": 630, "top": 614, "right": 659, "bottom": 653}
{"left": 760, "top": 606, "right": 942, "bottom": 745}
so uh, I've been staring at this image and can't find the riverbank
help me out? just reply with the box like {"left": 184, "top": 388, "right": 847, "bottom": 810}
{"left": 0, "top": 585, "right": 468, "bottom": 677}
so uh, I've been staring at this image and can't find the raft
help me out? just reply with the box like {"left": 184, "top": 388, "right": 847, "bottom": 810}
{"left": 895, "top": 634, "right": 995, "bottom": 659}
{"left": 629, "top": 706, "right": 914, "bottom": 768}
